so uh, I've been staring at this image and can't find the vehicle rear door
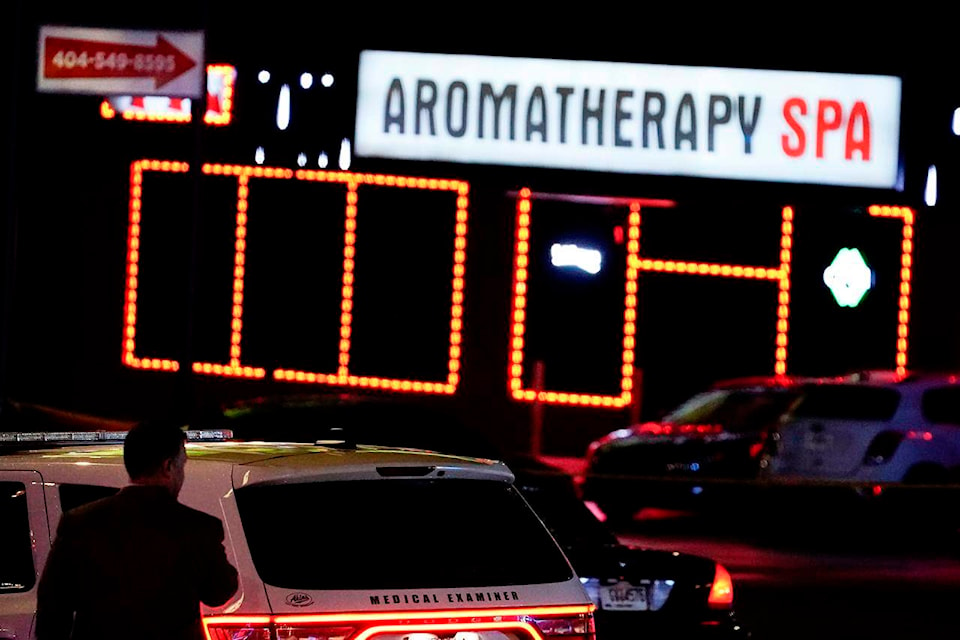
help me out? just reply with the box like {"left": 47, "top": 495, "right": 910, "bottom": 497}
{"left": 0, "top": 471, "right": 50, "bottom": 640}
{"left": 777, "top": 385, "right": 901, "bottom": 476}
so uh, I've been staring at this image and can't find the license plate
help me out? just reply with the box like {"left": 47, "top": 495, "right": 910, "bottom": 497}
{"left": 599, "top": 582, "right": 648, "bottom": 611}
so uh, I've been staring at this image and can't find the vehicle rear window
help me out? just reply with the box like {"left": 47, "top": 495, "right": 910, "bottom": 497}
{"left": 663, "top": 389, "right": 802, "bottom": 433}
{"left": 921, "top": 387, "right": 960, "bottom": 425}
{"left": 235, "top": 479, "right": 573, "bottom": 589}
{"left": 0, "top": 482, "right": 34, "bottom": 593}
{"left": 788, "top": 385, "right": 901, "bottom": 420}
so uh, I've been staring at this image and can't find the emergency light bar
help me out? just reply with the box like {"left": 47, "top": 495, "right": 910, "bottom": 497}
{"left": 0, "top": 429, "right": 234, "bottom": 443}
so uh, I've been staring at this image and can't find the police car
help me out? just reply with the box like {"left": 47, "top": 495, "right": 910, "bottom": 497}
{"left": 762, "top": 371, "right": 960, "bottom": 522}
{"left": 0, "top": 430, "right": 595, "bottom": 640}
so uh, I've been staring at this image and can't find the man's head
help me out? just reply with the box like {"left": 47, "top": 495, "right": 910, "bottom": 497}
{"left": 123, "top": 419, "right": 188, "bottom": 496}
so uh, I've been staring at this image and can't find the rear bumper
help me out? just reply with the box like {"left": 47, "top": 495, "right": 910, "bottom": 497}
{"left": 595, "top": 609, "right": 748, "bottom": 640}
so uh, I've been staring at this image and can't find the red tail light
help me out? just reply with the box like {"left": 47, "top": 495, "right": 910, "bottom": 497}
{"left": 637, "top": 423, "right": 722, "bottom": 436}
{"left": 707, "top": 564, "right": 734, "bottom": 609}
{"left": 204, "top": 606, "right": 595, "bottom": 640}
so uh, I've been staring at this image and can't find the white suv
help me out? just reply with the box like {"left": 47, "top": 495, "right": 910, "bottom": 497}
{"left": 0, "top": 431, "right": 595, "bottom": 640}
{"left": 765, "top": 371, "right": 960, "bottom": 489}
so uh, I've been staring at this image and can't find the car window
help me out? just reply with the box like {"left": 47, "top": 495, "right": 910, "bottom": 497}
{"left": 921, "top": 386, "right": 960, "bottom": 425}
{"left": 788, "top": 385, "right": 901, "bottom": 420}
{"left": 662, "top": 389, "right": 801, "bottom": 433}
{"left": 0, "top": 481, "right": 35, "bottom": 593}
{"left": 59, "top": 483, "right": 119, "bottom": 513}
{"left": 518, "top": 481, "right": 619, "bottom": 549}
{"left": 236, "top": 478, "right": 573, "bottom": 589}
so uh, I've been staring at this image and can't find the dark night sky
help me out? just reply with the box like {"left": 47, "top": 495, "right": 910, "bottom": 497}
{"left": 2, "top": 5, "right": 959, "bottom": 453}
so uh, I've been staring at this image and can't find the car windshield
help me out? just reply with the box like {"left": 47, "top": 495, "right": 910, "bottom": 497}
{"left": 235, "top": 478, "right": 573, "bottom": 589}
{"left": 662, "top": 388, "right": 803, "bottom": 433}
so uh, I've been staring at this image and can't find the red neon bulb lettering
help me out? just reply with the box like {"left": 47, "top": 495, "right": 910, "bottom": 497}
{"left": 125, "top": 161, "right": 468, "bottom": 394}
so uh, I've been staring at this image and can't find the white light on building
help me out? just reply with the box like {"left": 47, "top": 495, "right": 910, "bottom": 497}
{"left": 255, "top": 146, "right": 265, "bottom": 165}
{"left": 925, "top": 165, "right": 938, "bottom": 207}
{"left": 823, "top": 248, "right": 873, "bottom": 308}
{"left": 258, "top": 70, "right": 271, "bottom": 84}
{"left": 550, "top": 243, "right": 602, "bottom": 275}
{"left": 339, "top": 139, "right": 351, "bottom": 170}
{"left": 321, "top": 73, "right": 334, "bottom": 88}
{"left": 276, "top": 84, "right": 291, "bottom": 131}
{"left": 300, "top": 73, "right": 313, "bottom": 89}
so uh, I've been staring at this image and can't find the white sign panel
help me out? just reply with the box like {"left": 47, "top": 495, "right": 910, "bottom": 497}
{"left": 38, "top": 26, "right": 204, "bottom": 97}
{"left": 355, "top": 51, "right": 902, "bottom": 189}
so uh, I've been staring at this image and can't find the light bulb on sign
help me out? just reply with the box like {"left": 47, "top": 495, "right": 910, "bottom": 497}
{"left": 823, "top": 247, "right": 873, "bottom": 307}
{"left": 550, "top": 243, "right": 602, "bottom": 275}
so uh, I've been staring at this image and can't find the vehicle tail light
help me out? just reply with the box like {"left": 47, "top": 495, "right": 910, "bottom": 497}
{"left": 528, "top": 610, "right": 595, "bottom": 640}
{"left": 276, "top": 625, "right": 357, "bottom": 640}
{"left": 637, "top": 423, "right": 723, "bottom": 436}
{"left": 634, "top": 422, "right": 666, "bottom": 435}
{"left": 863, "top": 431, "right": 906, "bottom": 465}
{"left": 203, "top": 616, "right": 272, "bottom": 640}
{"left": 204, "top": 606, "right": 595, "bottom": 640}
{"left": 707, "top": 564, "right": 734, "bottom": 609}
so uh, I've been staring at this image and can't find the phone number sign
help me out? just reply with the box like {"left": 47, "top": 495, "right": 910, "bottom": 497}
{"left": 37, "top": 26, "right": 204, "bottom": 97}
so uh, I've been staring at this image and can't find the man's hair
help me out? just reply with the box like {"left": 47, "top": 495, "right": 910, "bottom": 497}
{"left": 123, "top": 419, "right": 187, "bottom": 480}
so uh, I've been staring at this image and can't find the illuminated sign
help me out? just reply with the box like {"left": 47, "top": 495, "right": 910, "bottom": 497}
{"left": 508, "top": 194, "right": 916, "bottom": 407}
{"left": 356, "top": 51, "right": 902, "bottom": 189}
{"left": 123, "top": 160, "right": 468, "bottom": 395}
{"left": 823, "top": 247, "right": 874, "bottom": 307}
{"left": 123, "top": 157, "right": 915, "bottom": 403}
{"left": 550, "top": 243, "right": 602, "bottom": 275}
{"left": 38, "top": 26, "right": 204, "bottom": 97}
{"left": 100, "top": 64, "right": 236, "bottom": 125}
{"left": 107, "top": 55, "right": 916, "bottom": 407}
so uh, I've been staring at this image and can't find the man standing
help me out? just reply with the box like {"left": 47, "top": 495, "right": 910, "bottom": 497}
{"left": 35, "top": 419, "right": 239, "bottom": 640}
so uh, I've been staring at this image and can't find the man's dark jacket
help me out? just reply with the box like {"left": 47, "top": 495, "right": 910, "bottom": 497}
{"left": 36, "top": 485, "right": 239, "bottom": 640}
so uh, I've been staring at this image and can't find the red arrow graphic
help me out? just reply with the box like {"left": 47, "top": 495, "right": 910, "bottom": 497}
{"left": 43, "top": 35, "right": 198, "bottom": 89}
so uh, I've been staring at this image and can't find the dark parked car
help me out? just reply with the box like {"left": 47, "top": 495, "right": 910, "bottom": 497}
{"left": 200, "top": 392, "right": 749, "bottom": 639}
{"left": 518, "top": 475, "right": 747, "bottom": 638}
{"left": 580, "top": 376, "right": 814, "bottom": 522}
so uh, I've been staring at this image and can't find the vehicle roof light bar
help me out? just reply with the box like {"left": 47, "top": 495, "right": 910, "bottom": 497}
{"left": 0, "top": 429, "right": 234, "bottom": 443}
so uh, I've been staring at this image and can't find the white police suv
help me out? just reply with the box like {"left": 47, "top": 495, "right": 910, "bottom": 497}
{"left": 0, "top": 431, "right": 595, "bottom": 640}
{"left": 761, "top": 371, "right": 960, "bottom": 524}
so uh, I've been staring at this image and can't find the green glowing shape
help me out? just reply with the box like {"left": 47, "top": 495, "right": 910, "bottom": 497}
{"left": 823, "top": 248, "right": 873, "bottom": 307}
